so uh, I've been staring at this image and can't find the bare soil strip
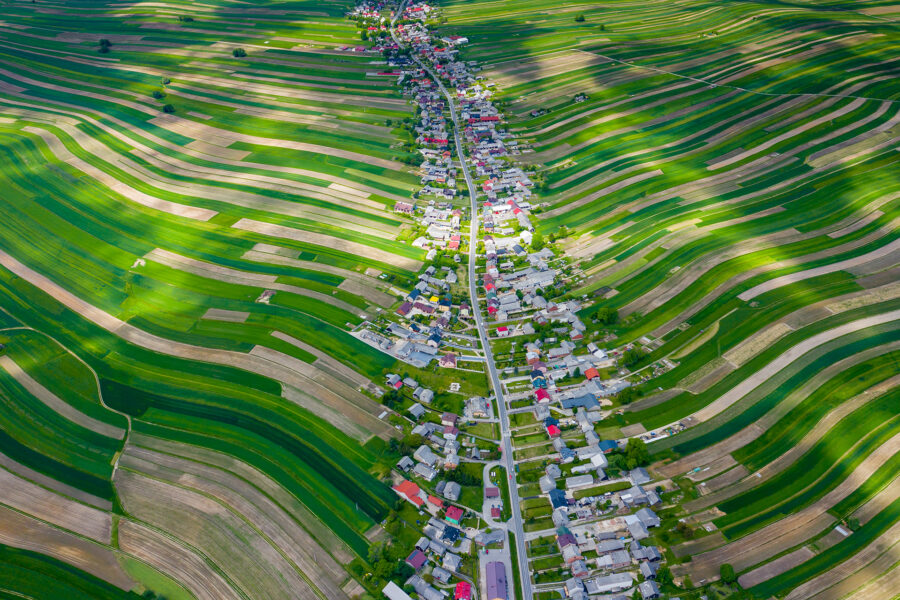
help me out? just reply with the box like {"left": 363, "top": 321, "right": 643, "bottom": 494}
{"left": 0, "top": 249, "right": 393, "bottom": 440}
{"left": 203, "top": 309, "right": 250, "bottom": 323}
{"left": 0, "top": 466, "right": 111, "bottom": 543}
{"left": 21, "top": 126, "right": 218, "bottom": 221}
{"left": 144, "top": 248, "right": 362, "bottom": 315}
{"left": 118, "top": 519, "right": 241, "bottom": 600}
{"left": 127, "top": 432, "right": 354, "bottom": 563}
{"left": 0, "top": 355, "right": 124, "bottom": 439}
{"left": 691, "top": 310, "right": 900, "bottom": 424}
{"left": 688, "top": 432, "right": 900, "bottom": 580}
{"left": 0, "top": 505, "right": 133, "bottom": 589}
{"left": 839, "top": 563, "right": 900, "bottom": 600}
{"left": 785, "top": 520, "right": 900, "bottom": 600}
{"left": 120, "top": 445, "right": 350, "bottom": 599}
{"left": 684, "top": 373, "right": 900, "bottom": 511}
{"left": 738, "top": 547, "right": 817, "bottom": 588}
{"left": 115, "top": 469, "right": 321, "bottom": 600}
{"left": 662, "top": 347, "right": 900, "bottom": 480}
{"left": 233, "top": 218, "right": 422, "bottom": 271}
{"left": 739, "top": 238, "right": 900, "bottom": 301}
{"left": 0, "top": 451, "right": 110, "bottom": 511}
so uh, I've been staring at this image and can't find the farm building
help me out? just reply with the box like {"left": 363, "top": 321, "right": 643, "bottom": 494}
{"left": 406, "top": 549, "right": 427, "bottom": 570}
{"left": 382, "top": 582, "right": 414, "bottom": 600}
{"left": 486, "top": 561, "right": 507, "bottom": 600}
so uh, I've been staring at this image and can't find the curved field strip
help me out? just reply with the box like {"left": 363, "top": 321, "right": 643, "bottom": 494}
{"left": 0, "top": 512, "right": 134, "bottom": 594}
{"left": 115, "top": 467, "right": 321, "bottom": 600}
{"left": 0, "top": 356, "right": 124, "bottom": 440}
{"left": 118, "top": 519, "right": 237, "bottom": 600}
{"left": 687, "top": 431, "right": 900, "bottom": 580}
{"left": 119, "top": 442, "right": 350, "bottom": 600}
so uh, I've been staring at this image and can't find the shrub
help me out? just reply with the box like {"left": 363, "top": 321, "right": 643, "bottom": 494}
{"left": 162, "top": 104, "right": 175, "bottom": 114}
{"left": 98, "top": 38, "right": 111, "bottom": 48}
{"left": 161, "top": 77, "right": 171, "bottom": 85}
{"left": 574, "top": 14, "right": 585, "bottom": 22}
{"left": 232, "top": 47, "right": 246, "bottom": 57}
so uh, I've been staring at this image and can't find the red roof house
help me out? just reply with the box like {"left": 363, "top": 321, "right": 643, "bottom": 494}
{"left": 585, "top": 367, "right": 600, "bottom": 380}
{"left": 393, "top": 479, "right": 424, "bottom": 506}
{"left": 547, "top": 424, "right": 561, "bottom": 437}
{"left": 455, "top": 582, "right": 472, "bottom": 600}
{"left": 535, "top": 388, "right": 551, "bottom": 402}
{"left": 445, "top": 505, "right": 464, "bottom": 524}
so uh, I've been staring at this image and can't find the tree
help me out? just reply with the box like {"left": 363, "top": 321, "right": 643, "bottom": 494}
{"left": 531, "top": 231, "right": 545, "bottom": 250}
{"left": 622, "top": 348, "right": 645, "bottom": 366}
{"left": 720, "top": 563, "right": 737, "bottom": 585}
{"left": 162, "top": 104, "right": 176, "bottom": 114}
{"left": 151, "top": 90, "right": 165, "bottom": 100}
{"left": 676, "top": 520, "right": 696, "bottom": 539}
{"left": 624, "top": 438, "right": 650, "bottom": 469}
{"left": 161, "top": 77, "right": 171, "bottom": 85}
{"left": 361, "top": 30, "right": 369, "bottom": 41}
{"left": 656, "top": 565, "right": 674, "bottom": 587}
{"left": 99, "top": 39, "right": 112, "bottom": 48}
{"left": 594, "top": 307, "right": 618, "bottom": 325}
{"left": 232, "top": 47, "right": 247, "bottom": 57}
{"left": 574, "top": 14, "right": 585, "bottom": 22}
{"left": 616, "top": 386, "right": 638, "bottom": 404}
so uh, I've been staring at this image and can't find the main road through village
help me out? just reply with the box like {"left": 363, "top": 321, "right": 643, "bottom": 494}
{"left": 391, "top": 5, "right": 534, "bottom": 599}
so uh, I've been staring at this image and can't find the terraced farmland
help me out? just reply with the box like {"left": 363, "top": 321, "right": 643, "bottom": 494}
{"left": 0, "top": 0, "right": 428, "bottom": 597}
{"left": 436, "top": 0, "right": 899, "bottom": 597}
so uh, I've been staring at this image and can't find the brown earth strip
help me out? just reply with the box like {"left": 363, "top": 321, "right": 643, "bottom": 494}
{"left": 0, "top": 505, "right": 133, "bottom": 589}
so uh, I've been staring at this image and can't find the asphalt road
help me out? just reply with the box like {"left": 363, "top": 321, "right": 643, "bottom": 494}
{"left": 390, "top": 7, "right": 533, "bottom": 598}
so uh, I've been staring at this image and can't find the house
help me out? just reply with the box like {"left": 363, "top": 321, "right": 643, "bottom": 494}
{"left": 432, "top": 566, "right": 451, "bottom": 584}
{"left": 442, "top": 525, "right": 462, "bottom": 543}
{"left": 428, "top": 495, "right": 444, "bottom": 510}
{"left": 444, "top": 552, "right": 462, "bottom": 573}
{"left": 474, "top": 530, "right": 505, "bottom": 547}
{"left": 631, "top": 467, "right": 651, "bottom": 485}
{"left": 386, "top": 374, "right": 403, "bottom": 389}
{"left": 491, "top": 506, "right": 502, "bottom": 519}
{"left": 584, "top": 573, "right": 633, "bottom": 595}
{"left": 486, "top": 561, "right": 507, "bottom": 600}
{"left": 443, "top": 425, "right": 459, "bottom": 440}
{"left": 403, "top": 377, "right": 419, "bottom": 388}
{"left": 535, "top": 388, "right": 551, "bottom": 403}
{"left": 597, "top": 549, "right": 631, "bottom": 570}
{"left": 584, "top": 367, "right": 600, "bottom": 380}
{"left": 442, "top": 412, "right": 459, "bottom": 426}
{"left": 406, "top": 549, "right": 428, "bottom": 570}
{"left": 408, "top": 575, "right": 443, "bottom": 600}
{"left": 496, "top": 326, "right": 510, "bottom": 337}
{"left": 549, "top": 488, "right": 568, "bottom": 509}
{"left": 591, "top": 453, "right": 609, "bottom": 469}
{"left": 440, "top": 352, "right": 457, "bottom": 367}
{"left": 397, "top": 302, "right": 413, "bottom": 316}
{"left": 454, "top": 581, "right": 471, "bottom": 600}
{"left": 445, "top": 505, "right": 464, "bottom": 524}
{"left": 413, "top": 463, "right": 437, "bottom": 481}
{"left": 636, "top": 507, "right": 660, "bottom": 528}
{"left": 539, "top": 475, "right": 556, "bottom": 493}
{"left": 547, "top": 424, "right": 561, "bottom": 437}
{"left": 570, "top": 559, "right": 589, "bottom": 578}
{"left": 393, "top": 479, "right": 424, "bottom": 506}
{"left": 408, "top": 403, "right": 426, "bottom": 420}
{"left": 596, "top": 539, "right": 626, "bottom": 555}
{"left": 467, "top": 396, "right": 490, "bottom": 418}
{"left": 640, "top": 561, "right": 658, "bottom": 579}
{"left": 443, "top": 481, "right": 462, "bottom": 501}
{"left": 397, "top": 456, "right": 415, "bottom": 472}
{"left": 598, "top": 440, "right": 619, "bottom": 453}
{"left": 382, "top": 581, "right": 414, "bottom": 600}
{"left": 414, "top": 445, "right": 438, "bottom": 467}
{"left": 628, "top": 520, "right": 650, "bottom": 540}
{"left": 566, "top": 474, "right": 594, "bottom": 490}
{"left": 639, "top": 580, "right": 660, "bottom": 599}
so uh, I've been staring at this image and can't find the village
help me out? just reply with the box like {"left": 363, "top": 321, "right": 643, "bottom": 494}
{"left": 339, "top": 2, "right": 690, "bottom": 600}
